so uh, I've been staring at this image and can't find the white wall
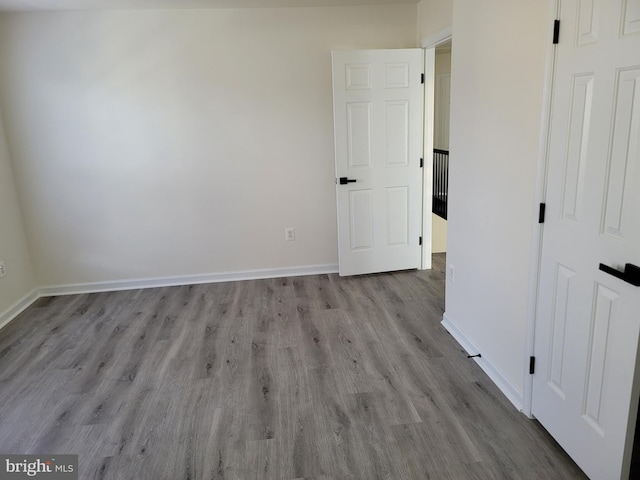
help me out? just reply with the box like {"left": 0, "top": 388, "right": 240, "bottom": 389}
{"left": 431, "top": 214, "right": 446, "bottom": 253}
{"left": 0, "top": 105, "right": 35, "bottom": 317}
{"left": 445, "top": 0, "right": 549, "bottom": 401}
{"left": 0, "top": 6, "right": 417, "bottom": 287}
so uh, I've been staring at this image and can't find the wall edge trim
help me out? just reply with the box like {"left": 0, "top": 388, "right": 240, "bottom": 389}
{"left": 420, "top": 26, "right": 452, "bottom": 49}
{"left": 442, "top": 312, "right": 525, "bottom": 413}
{"left": 37, "top": 263, "right": 340, "bottom": 297}
{"left": 0, "top": 289, "right": 39, "bottom": 331}
{"left": 0, "top": 264, "right": 339, "bottom": 331}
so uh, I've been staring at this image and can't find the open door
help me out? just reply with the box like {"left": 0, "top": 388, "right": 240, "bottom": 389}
{"left": 332, "top": 49, "right": 424, "bottom": 276}
{"left": 532, "top": 1, "right": 640, "bottom": 478}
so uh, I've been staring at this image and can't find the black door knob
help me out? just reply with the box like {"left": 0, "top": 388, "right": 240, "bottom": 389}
{"left": 599, "top": 263, "right": 640, "bottom": 286}
{"left": 339, "top": 177, "right": 357, "bottom": 185}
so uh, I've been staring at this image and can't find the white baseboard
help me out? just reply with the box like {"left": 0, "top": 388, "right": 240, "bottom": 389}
{"left": 0, "top": 289, "right": 40, "bottom": 331}
{"left": 37, "top": 264, "right": 339, "bottom": 297}
{"left": 442, "top": 312, "right": 524, "bottom": 412}
{"left": 0, "top": 264, "right": 338, "bottom": 332}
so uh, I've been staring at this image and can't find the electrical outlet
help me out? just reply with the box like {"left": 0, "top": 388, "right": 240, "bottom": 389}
{"left": 448, "top": 264, "right": 455, "bottom": 282}
{"left": 0, "top": 260, "right": 6, "bottom": 278}
{"left": 285, "top": 227, "right": 296, "bottom": 241}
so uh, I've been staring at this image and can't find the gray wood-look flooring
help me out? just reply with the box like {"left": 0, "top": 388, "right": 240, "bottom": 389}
{"left": 0, "top": 255, "right": 586, "bottom": 480}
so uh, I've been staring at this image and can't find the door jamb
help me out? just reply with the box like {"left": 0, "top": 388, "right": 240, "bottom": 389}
{"left": 421, "top": 47, "right": 435, "bottom": 270}
{"left": 421, "top": 30, "right": 451, "bottom": 270}
{"left": 522, "top": 0, "right": 560, "bottom": 418}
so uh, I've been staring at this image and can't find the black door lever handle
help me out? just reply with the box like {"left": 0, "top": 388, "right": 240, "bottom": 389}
{"left": 599, "top": 263, "right": 640, "bottom": 286}
{"left": 339, "top": 177, "right": 357, "bottom": 185}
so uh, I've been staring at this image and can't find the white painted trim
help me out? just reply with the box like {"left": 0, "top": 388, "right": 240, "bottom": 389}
{"left": 0, "top": 289, "right": 39, "bottom": 331}
{"left": 522, "top": 0, "right": 560, "bottom": 419}
{"left": 421, "top": 27, "right": 452, "bottom": 49}
{"left": 421, "top": 47, "right": 436, "bottom": 270}
{"left": 37, "top": 264, "right": 339, "bottom": 297}
{"left": 420, "top": 33, "right": 452, "bottom": 270}
{"left": 1, "top": 264, "right": 338, "bottom": 332}
{"left": 442, "top": 312, "right": 524, "bottom": 412}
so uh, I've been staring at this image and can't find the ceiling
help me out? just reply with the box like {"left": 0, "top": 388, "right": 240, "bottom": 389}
{"left": 0, "top": 0, "right": 418, "bottom": 12}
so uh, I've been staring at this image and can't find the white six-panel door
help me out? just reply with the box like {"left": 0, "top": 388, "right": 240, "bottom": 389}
{"left": 533, "top": 1, "right": 640, "bottom": 479}
{"left": 332, "top": 49, "right": 424, "bottom": 276}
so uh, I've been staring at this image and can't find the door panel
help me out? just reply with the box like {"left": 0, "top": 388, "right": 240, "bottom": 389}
{"left": 347, "top": 103, "right": 372, "bottom": 168}
{"left": 622, "top": 0, "right": 640, "bottom": 36}
{"left": 332, "top": 49, "right": 423, "bottom": 276}
{"left": 533, "top": 1, "right": 640, "bottom": 479}
{"left": 349, "top": 189, "right": 374, "bottom": 251}
{"left": 384, "top": 100, "right": 409, "bottom": 166}
{"left": 602, "top": 67, "right": 640, "bottom": 240}
{"left": 560, "top": 73, "right": 593, "bottom": 223}
{"left": 386, "top": 186, "right": 409, "bottom": 246}
{"left": 548, "top": 263, "right": 574, "bottom": 399}
{"left": 576, "top": 0, "right": 598, "bottom": 45}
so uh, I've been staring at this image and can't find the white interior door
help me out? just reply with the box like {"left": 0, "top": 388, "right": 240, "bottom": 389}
{"left": 332, "top": 49, "right": 424, "bottom": 276}
{"left": 533, "top": 1, "right": 640, "bottom": 479}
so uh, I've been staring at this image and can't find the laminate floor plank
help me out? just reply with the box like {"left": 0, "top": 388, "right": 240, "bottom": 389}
{"left": 0, "top": 254, "right": 587, "bottom": 479}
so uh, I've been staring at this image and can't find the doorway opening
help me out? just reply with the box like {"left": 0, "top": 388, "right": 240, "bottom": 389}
{"left": 432, "top": 40, "right": 451, "bottom": 254}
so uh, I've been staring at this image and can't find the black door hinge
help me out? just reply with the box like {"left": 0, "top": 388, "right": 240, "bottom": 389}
{"left": 420, "top": 158, "right": 424, "bottom": 168}
{"left": 419, "top": 236, "right": 423, "bottom": 246}
{"left": 553, "top": 19, "right": 560, "bottom": 44}
{"left": 421, "top": 73, "right": 425, "bottom": 84}
{"left": 538, "top": 203, "right": 546, "bottom": 224}
{"left": 529, "top": 356, "right": 536, "bottom": 375}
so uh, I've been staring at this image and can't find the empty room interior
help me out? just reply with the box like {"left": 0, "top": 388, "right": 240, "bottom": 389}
{"left": 1, "top": 0, "right": 638, "bottom": 479}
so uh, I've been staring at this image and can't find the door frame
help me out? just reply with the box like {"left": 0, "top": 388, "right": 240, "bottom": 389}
{"left": 421, "top": 29, "right": 452, "bottom": 270}
{"left": 522, "top": 0, "right": 560, "bottom": 419}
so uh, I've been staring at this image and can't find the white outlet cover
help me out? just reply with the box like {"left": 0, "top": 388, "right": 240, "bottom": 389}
{"left": 285, "top": 228, "right": 295, "bottom": 241}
